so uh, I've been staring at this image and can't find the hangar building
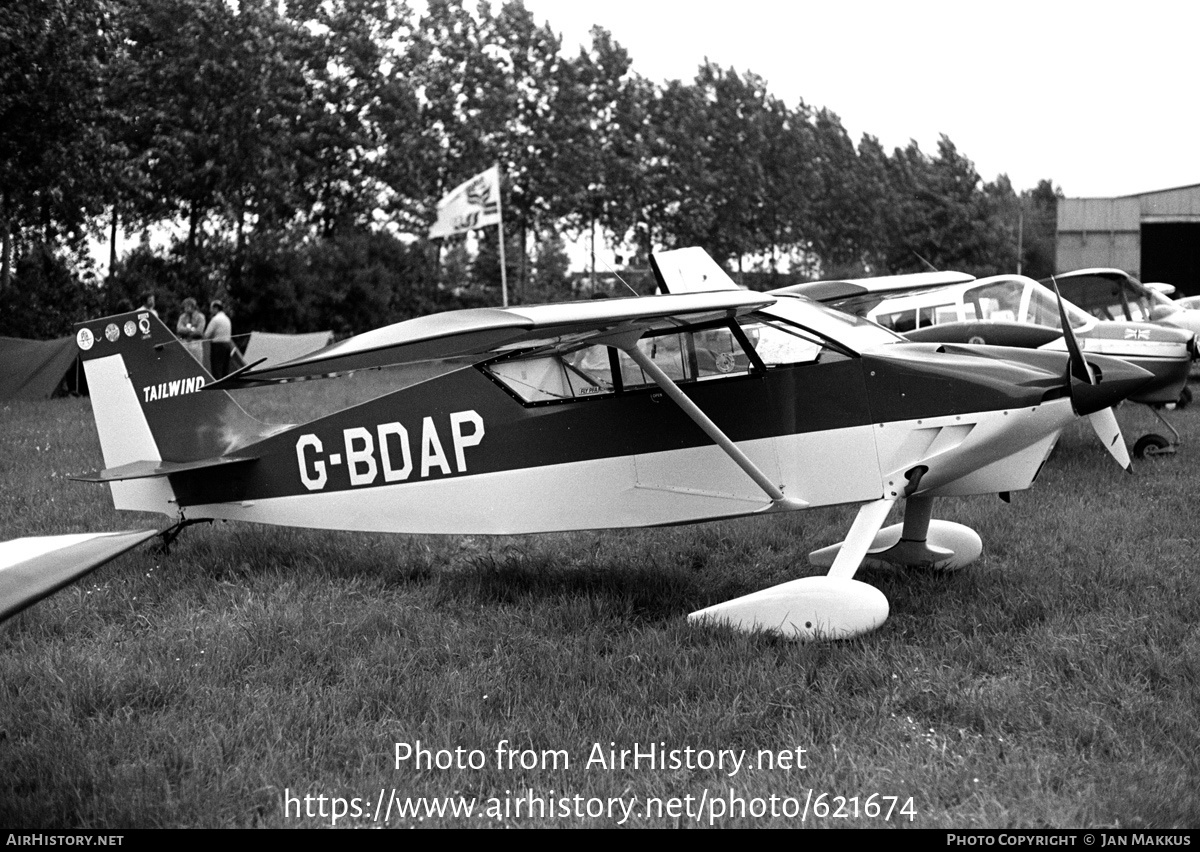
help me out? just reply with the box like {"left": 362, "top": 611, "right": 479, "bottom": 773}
{"left": 1056, "top": 183, "right": 1200, "bottom": 296}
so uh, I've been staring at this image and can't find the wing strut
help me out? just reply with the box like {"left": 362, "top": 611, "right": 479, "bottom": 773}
{"left": 619, "top": 339, "right": 806, "bottom": 511}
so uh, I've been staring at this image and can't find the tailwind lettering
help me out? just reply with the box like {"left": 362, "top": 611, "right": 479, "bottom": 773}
{"left": 142, "top": 376, "right": 206, "bottom": 403}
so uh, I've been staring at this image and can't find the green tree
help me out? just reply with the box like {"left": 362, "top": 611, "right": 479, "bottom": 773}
{"left": 1019, "top": 179, "right": 1061, "bottom": 279}
{"left": 528, "top": 232, "right": 571, "bottom": 301}
{"left": 550, "top": 27, "right": 645, "bottom": 291}
{"left": 758, "top": 97, "right": 818, "bottom": 279}
{"left": 690, "top": 63, "right": 775, "bottom": 274}
{"left": 0, "top": 0, "right": 116, "bottom": 294}
{"left": 883, "top": 135, "right": 1013, "bottom": 276}
{"left": 808, "top": 109, "right": 873, "bottom": 274}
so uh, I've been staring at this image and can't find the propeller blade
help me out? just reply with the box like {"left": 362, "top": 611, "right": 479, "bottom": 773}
{"left": 1088, "top": 407, "right": 1133, "bottom": 473}
{"left": 1052, "top": 276, "right": 1139, "bottom": 470}
{"left": 1049, "top": 275, "right": 1093, "bottom": 386}
{"left": 1050, "top": 276, "right": 1126, "bottom": 416}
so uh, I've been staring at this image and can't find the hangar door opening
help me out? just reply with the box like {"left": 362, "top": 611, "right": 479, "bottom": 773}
{"left": 1141, "top": 222, "right": 1200, "bottom": 297}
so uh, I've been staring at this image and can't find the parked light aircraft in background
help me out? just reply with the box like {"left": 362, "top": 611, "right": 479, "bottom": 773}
{"left": 1046, "top": 268, "right": 1200, "bottom": 386}
{"left": 0, "top": 250, "right": 1153, "bottom": 640}
{"left": 1046, "top": 268, "right": 1200, "bottom": 336}
{"left": 780, "top": 272, "right": 1196, "bottom": 459}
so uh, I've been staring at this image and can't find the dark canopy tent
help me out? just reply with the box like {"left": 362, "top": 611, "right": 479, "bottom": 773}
{"left": 0, "top": 336, "right": 85, "bottom": 400}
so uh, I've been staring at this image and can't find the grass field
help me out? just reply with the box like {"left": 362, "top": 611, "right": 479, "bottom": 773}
{"left": 1, "top": 383, "right": 1197, "bottom": 828}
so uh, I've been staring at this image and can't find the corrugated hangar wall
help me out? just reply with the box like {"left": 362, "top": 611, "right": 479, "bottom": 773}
{"left": 1056, "top": 183, "right": 1200, "bottom": 296}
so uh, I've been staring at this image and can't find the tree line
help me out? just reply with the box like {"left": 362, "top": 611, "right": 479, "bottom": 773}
{"left": 0, "top": 0, "right": 1060, "bottom": 340}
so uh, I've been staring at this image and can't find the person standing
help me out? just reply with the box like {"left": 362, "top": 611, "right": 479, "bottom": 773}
{"left": 176, "top": 297, "right": 206, "bottom": 340}
{"left": 204, "top": 299, "right": 234, "bottom": 378}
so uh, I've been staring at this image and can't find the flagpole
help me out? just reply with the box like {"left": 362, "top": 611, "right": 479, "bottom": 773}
{"left": 496, "top": 165, "right": 508, "bottom": 307}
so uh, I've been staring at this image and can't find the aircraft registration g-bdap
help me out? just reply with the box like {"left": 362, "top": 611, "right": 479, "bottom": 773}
{"left": 0, "top": 250, "right": 1153, "bottom": 639}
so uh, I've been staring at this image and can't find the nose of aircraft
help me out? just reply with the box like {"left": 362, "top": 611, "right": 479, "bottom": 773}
{"left": 1067, "top": 352, "right": 1155, "bottom": 416}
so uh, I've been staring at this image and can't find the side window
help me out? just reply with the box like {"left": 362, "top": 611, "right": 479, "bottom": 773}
{"left": 564, "top": 345, "right": 617, "bottom": 396}
{"left": 620, "top": 332, "right": 692, "bottom": 388}
{"left": 966, "top": 281, "right": 1021, "bottom": 322}
{"left": 929, "top": 305, "right": 957, "bottom": 325}
{"left": 693, "top": 326, "right": 752, "bottom": 379}
{"left": 485, "top": 323, "right": 785, "bottom": 405}
{"left": 486, "top": 346, "right": 617, "bottom": 402}
{"left": 486, "top": 356, "right": 577, "bottom": 402}
{"left": 876, "top": 309, "right": 916, "bottom": 332}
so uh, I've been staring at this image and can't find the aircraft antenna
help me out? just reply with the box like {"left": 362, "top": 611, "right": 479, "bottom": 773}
{"left": 599, "top": 257, "right": 640, "bottom": 297}
{"left": 913, "top": 251, "right": 940, "bottom": 272}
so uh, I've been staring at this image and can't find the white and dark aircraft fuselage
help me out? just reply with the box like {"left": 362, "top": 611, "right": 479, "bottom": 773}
{"left": 1, "top": 250, "right": 1154, "bottom": 638}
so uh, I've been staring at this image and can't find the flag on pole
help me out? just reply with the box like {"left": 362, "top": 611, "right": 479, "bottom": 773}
{"left": 428, "top": 165, "right": 502, "bottom": 239}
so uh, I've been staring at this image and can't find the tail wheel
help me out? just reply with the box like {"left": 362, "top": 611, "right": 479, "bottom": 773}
{"left": 1133, "top": 433, "right": 1172, "bottom": 459}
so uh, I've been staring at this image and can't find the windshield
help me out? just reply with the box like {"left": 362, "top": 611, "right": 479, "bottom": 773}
{"left": 1022, "top": 282, "right": 1092, "bottom": 330}
{"left": 965, "top": 275, "right": 1092, "bottom": 331}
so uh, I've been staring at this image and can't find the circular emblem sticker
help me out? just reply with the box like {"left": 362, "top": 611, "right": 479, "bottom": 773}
{"left": 76, "top": 328, "right": 94, "bottom": 351}
{"left": 104, "top": 323, "right": 120, "bottom": 343}
{"left": 968, "top": 335, "right": 986, "bottom": 345}
{"left": 715, "top": 352, "right": 736, "bottom": 373}
{"left": 123, "top": 320, "right": 137, "bottom": 337}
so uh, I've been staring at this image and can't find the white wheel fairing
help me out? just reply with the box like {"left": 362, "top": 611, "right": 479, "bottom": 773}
{"left": 809, "top": 520, "right": 983, "bottom": 572}
{"left": 688, "top": 576, "right": 889, "bottom": 641}
{"left": 918, "top": 521, "right": 983, "bottom": 570}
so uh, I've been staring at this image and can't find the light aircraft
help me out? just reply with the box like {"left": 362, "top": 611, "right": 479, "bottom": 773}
{"left": 779, "top": 272, "right": 1197, "bottom": 459}
{"left": 1045, "top": 268, "right": 1200, "bottom": 337}
{"left": 0, "top": 249, "right": 1153, "bottom": 640}
{"left": 1046, "top": 268, "right": 1200, "bottom": 388}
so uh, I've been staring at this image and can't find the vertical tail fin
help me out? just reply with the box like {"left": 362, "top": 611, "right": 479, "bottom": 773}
{"left": 74, "top": 311, "right": 278, "bottom": 514}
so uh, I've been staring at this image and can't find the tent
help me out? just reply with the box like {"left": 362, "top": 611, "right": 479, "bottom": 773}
{"left": 0, "top": 336, "right": 84, "bottom": 400}
{"left": 0, "top": 330, "right": 333, "bottom": 400}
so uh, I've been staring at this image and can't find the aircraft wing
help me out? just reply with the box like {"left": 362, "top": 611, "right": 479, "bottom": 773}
{"left": 775, "top": 271, "right": 976, "bottom": 302}
{"left": 0, "top": 529, "right": 161, "bottom": 623}
{"left": 212, "top": 290, "right": 775, "bottom": 387}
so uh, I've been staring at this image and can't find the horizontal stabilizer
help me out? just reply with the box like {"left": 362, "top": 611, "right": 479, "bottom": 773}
{"left": 71, "top": 455, "right": 257, "bottom": 483}
{"left": 651, "top": 247, "right": 742, "bottom": 293}
{"left": 0, "top": 529, "right": 161, "bottom": 623}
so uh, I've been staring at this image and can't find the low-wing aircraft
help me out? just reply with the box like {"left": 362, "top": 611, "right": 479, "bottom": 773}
{"left": 1045, "top": 268, "right": 1200, "bottom": 337}
{"left": 1046, "top": 268, "right": 1200, "bottom": 388}
{"left": 0, "top": 249, "right": 1152, "bottom": 640}
{"left": 780, "top": 271, "right": 1196, "bottom": 459}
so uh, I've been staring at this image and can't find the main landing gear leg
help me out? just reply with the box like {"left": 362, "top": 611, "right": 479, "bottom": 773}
{"left": 808, "top": 495, "right": 983, "bottom": 572}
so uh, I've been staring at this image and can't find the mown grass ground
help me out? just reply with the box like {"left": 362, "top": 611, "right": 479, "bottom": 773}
{"left": 1, "top": 384, "right": 1197, "bottom": 828}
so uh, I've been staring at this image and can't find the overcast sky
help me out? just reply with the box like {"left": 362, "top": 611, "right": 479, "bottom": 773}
{"left": 521, "top": 0, "right": 1199, "bottom": 199}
